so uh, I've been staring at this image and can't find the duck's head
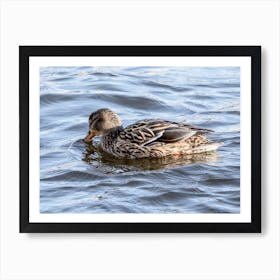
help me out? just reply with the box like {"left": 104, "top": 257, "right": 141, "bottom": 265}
{"left": 83, "top": 108, "right": 122, "bottom": 142}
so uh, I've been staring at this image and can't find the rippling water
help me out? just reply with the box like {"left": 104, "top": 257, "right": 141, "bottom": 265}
{"left": 40, "top": 66, "right": 240, "bottom": 214}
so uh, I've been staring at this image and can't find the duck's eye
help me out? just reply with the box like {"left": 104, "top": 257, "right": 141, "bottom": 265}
{"left": 94, "top": 118, "right": 103, "bottom": 132}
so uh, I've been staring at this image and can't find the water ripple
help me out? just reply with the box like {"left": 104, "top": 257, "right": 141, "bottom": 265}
{"left": 40, "top": 66, "right": 240, "bottom": 214}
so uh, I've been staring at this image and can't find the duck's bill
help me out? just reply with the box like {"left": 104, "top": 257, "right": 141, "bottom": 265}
{"left": 83, "top": 131, "right": 96, "bottom": 142}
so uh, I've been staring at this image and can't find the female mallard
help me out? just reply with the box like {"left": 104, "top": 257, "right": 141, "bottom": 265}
{"left": 83, "top": 108, "right": 221, "bottom": 159}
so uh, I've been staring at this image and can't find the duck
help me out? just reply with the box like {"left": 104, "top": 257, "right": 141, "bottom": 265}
{"left": 83, "top": 108, "right": 221, "bottom": 159}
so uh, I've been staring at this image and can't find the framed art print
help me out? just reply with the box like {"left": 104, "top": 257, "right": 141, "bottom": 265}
{"left": 19, "top": 46, "right": 261, "bottom": 233}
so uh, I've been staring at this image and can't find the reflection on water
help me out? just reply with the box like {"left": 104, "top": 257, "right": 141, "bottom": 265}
{"left": 40, "top": 66, "right": 240, "bottom": 214}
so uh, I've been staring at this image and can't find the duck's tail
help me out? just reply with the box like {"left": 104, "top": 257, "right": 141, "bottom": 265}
{"left": 191, "top": 142, "right": 223, "bottom": 154}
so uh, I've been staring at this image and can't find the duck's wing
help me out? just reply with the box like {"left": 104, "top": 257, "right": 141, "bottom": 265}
{"left": 119, "top": 119, "right": 213, "bottom": 146}
{"left": 159, "top": 123, "right": 213, "bottom": 143}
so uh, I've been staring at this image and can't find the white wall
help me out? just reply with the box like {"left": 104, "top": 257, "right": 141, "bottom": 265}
{"left": 0, "top": 1, "right": 279, "bottom": 279}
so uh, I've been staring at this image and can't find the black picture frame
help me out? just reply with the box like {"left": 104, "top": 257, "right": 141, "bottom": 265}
{"left": 20, "top": 46, "right": 261, "bottom": 233}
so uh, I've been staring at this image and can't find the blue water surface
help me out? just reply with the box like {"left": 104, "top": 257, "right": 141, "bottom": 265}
{"left": 40, "top": 66, "right": 240, "bottom": 214}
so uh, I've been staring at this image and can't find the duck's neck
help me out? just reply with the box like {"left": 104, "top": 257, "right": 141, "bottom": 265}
{"left": 103, "top": 125, "right": 124, "bottom": 139}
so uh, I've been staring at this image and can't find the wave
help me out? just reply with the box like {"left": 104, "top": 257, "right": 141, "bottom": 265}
{"left": 39, "top": 66, "right": 240, "bottom": 214}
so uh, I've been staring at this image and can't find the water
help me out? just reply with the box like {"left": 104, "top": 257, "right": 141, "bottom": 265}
{"left": 40, "top": 66, "right": 240, "bottom": 214}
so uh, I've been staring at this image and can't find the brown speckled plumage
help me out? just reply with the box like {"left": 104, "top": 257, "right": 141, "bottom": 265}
{"left": 84, "top": 108, "right": 221, "bottom": 159}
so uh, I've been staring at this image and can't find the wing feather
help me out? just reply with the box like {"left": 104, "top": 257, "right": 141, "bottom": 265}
{"left": 119, "top": 119, "right": 213, "bottom": 146}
